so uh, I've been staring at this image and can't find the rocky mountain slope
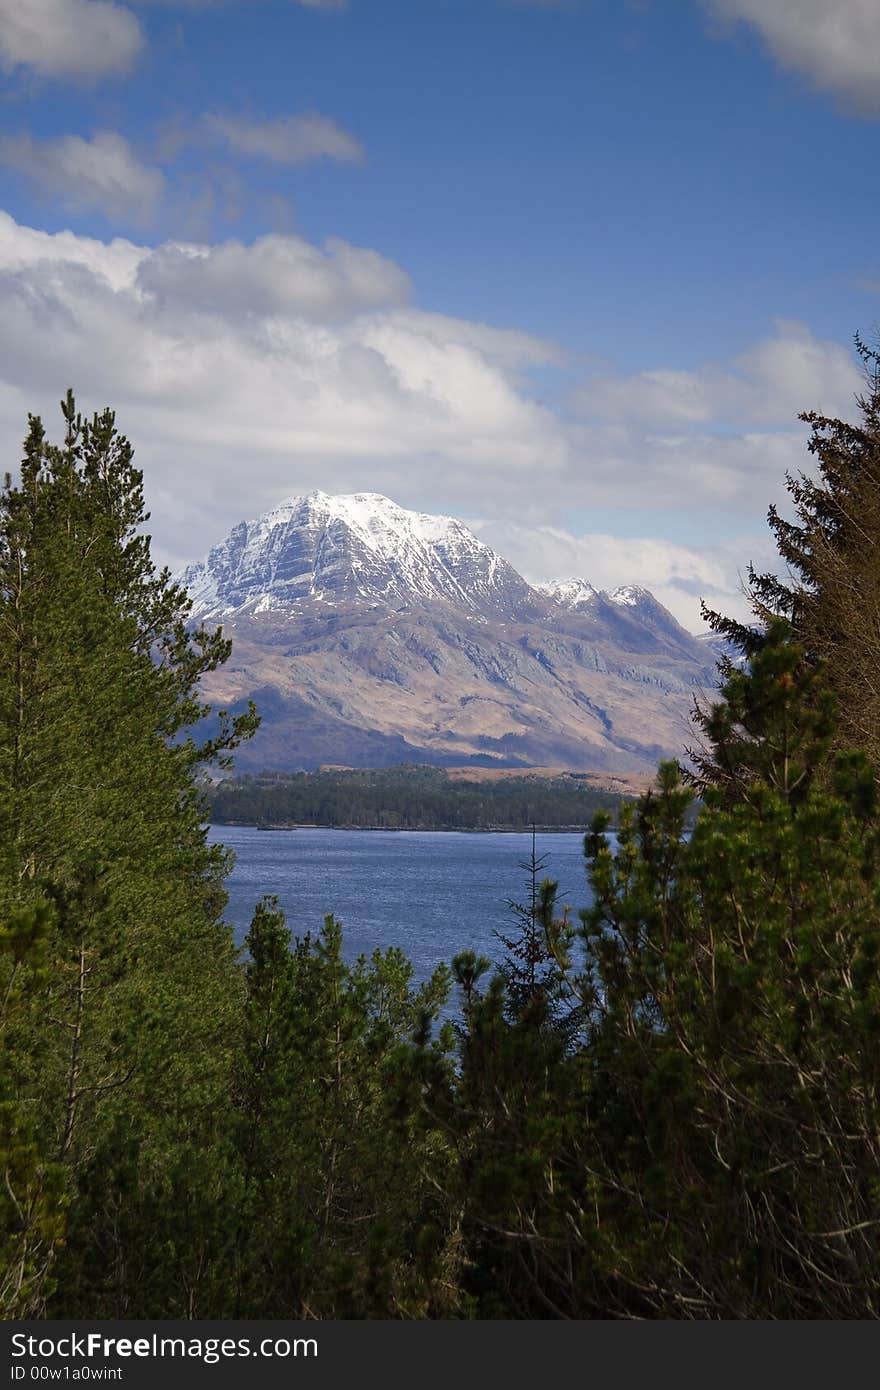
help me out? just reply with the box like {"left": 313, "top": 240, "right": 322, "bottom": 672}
{"left": 179, "top": 491, "right": 720, "bottom": 775}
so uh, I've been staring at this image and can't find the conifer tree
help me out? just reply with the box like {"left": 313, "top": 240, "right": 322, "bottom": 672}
{"left": 230, "top": 905, "right": 456, "bottom": 1318}
{"left": 0, "top": 393, "right": 257, "bottom": 1315}
{"left": 495, "top": 829, "right": 581, "bottom": 1041}
{"left": 414, "top": 940, "right": 578, "bottom": 1316}
{"left": 572, "top": 626, "right": 880, "bottom": 1316}
{"left": 699, "top": 334, "right": 880, "bottom": 768}
{"left": 0, "top": 901, "right": 66, "bottom": 1316}
{"left": 496, "top": 830, "right": 559, "bottom": 1016}
{"left": 431, "top": 626, "right": 880, "bottom": 1317}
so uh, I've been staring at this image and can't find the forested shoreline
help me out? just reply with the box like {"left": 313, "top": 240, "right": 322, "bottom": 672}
{"left": 3, "top": 341, "right": 880, "bottom": 1319}
{"left": 207, "top": 765, "right": 633, "bottom": 832}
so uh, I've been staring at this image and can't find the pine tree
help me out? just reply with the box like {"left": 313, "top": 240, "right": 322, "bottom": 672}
{"left": 0, "top": 393, "right": 257, "bottom": 1315}
{"left": 229, "top": 905, "right": 456, "bottom": 1318}
{"left": 689, "top": 617, "right": 836, "bottom": 803}
{"left": 495, "top": 828, "right": 581, "bottom": 1040}
{"left": 698, "top": 334, "right": 880, "bottom": 768}
{"left": 496, "top": 829, "right": 558, "bottom": 1015}
{"left": 429, "top": 626, "right": 880, "bottom": 1317}
{"left": 572, "top": 625, "right": 880, "bottom": 1316}
{"left": 0, "top": 901, "right": 66, "bottom": 1316}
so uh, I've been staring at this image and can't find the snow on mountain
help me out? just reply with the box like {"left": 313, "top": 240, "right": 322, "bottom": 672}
{"left": 538, "top": 580, "right": 686, "bottom": 624}
{"left": 178, "top": 493, "right": 722, "bottom": 775}
{"left": 179, "top": 490, "right": 534, "bottom": 620}
{"left": 536, "top": 577, "right": 599, "bottom": 610}
{"left": 608, "top": 584, "right": 651, "bottom": 608}
{"left": 177, "top": 489, "right": 694, "bottom": 641}
{"left": 539, "top": 576, "right": 705, "bottom": 652}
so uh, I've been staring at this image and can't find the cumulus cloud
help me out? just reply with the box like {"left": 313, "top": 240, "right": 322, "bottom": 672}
{"left": 0, "top": 215, "right": 144, "bottom": 287}
{"left": 0, "top": 0, "right": 143, "bottom": 78}
{"left": 137, "top": 233, "right": 410, "bottom": 319}
{"left": 0, "top": 131, "right": 164, "bottom": 225}
{"left": 471, "top": 519, "right": 775, "bottom": 631}
{"left": 0, "top": 108, "right": 364, "bottom": 236}
{"left": 706, "top": 0, "right": 880, "bottom": 111}
{"left": 577, "top": 367, "right": 715, "bottom": 427}
{"left": 0, "top": 211, "right": 565, "bottom": 571}
{"left": 577, "top": 321, "right": 862, "bottom": 428}
{"left": 0, "top": 211, "right": 850, "bottom": 627}
{"left": 205, "top": 112, "right": 364, "bottom": 166}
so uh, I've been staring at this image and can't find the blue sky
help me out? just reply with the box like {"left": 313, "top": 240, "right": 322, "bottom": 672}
{"left": 0, "top": 0, "right": 878, "bottom": 626}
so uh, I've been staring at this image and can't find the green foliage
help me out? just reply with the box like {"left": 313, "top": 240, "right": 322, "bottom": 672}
{"left": 577, "top": 702, "right": 880, "bottom": 1312}
{"left": 495, "top": 830, "right": 581, "bottom": 1039}
{"left": 5, "top": 388, "right": 880, "bottom": 1320}
{"left": 416, "top": 946, "right": 578, "bottom": 1317}
{"left": 0, "top": 901, "right": 67, "bottom": 1317}
{"left": 207, "top": 763, "right": 629, "bottom": 832}
{"left": 700, "top": 333, "right": 880, "bottom": 766}
{"left": 232, "top": 904, "right": 457, "bottom": 1318}
{"left": 430, "top": 622, "right": 880, "bottom": 1317}
{"left": 0, "top": 394, "right": 256, "bottom": 1316}
{"left": 689, "top": 617, "right": 836, "bottom": 802}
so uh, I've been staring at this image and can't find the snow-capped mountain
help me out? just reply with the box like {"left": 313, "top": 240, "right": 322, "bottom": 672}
{"left": 609, "top": 584, "right": 650, "bottom": 607}
{"left": 180, "top": 490, "right": 535, "bottom": 620}
{"left": 602, "top": 583, "right": 702, "bottom": 650}
{"left": 179, "top": 493, "right": 721, "bottom": 776}
{"left": 536, "top": 578, "right": 599, "bottom": 610}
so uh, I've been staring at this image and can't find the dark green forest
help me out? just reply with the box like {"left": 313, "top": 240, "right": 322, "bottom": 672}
{"left": 207, "top": 765, "right": 631, "bottom": 832}
{"left": 2, "top": 340, "right": 880, "bottom": 1319}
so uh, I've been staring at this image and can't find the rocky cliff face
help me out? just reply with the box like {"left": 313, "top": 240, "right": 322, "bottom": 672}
{"left": 179, "top": 492, "right": 719, "bottom": 775}
{"left": 180, "top": 490, "right": 538, "bottom": 619}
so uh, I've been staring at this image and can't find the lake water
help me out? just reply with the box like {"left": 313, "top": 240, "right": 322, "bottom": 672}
{"left": 209, "top": 825, "right": 594, "bottom": 985}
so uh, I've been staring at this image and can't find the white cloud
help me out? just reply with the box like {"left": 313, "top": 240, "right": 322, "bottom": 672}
{"left": 577, "top": 367, "right": 714, "bottom": 426}
{"left": 0, "top": 211, "right": 851, "bottom": 629}
{"left": 0, "top": 132, "right": 163, "bottom": 225}
{"left": 577, "top": 321, "right": 862, "bottom": 428}
{"left": 733, "top": 323, "right": 863, "bottom": 421}
{"left": 205, "top": 112, "right": 364, "bottom": 166}
{"left": 0, "top": 216, "right": 144, "bottom": 287}
{"left": 136, "top": 234, "right": 411, "bottom": 319}
{"left": 471, "top": 519, "right": 775, "bottom": 631}
{"left": 0, "top": 0, "right": 143, "bottom": 78}
{"left": 0, "top": 211, "right": 566, "bottom": 574}
{"left": 706, "top": 0, "right": 880, "bottom": 112}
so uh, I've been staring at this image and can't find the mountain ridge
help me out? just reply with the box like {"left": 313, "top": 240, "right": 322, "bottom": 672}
{"left": 178, "top": 491, "right": 719, "bottom": 776}
{"left": 180, "top": 489, "right": 537, "bottom": 621}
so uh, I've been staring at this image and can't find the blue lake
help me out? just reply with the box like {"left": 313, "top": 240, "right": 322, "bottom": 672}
{"left": 209, "top": 825, "right": 595, "bottom": 985}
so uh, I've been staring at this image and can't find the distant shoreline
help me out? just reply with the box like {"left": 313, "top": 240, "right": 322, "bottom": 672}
{"left": 205, "top": 762, "right": 634, "bottom": 836}
{"left": 211, "top": 820, "right": 597, "bottom": 834}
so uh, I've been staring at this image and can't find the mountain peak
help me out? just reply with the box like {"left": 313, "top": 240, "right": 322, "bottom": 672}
{"left": 608, "top": 584, "right": 652, "bottom": 607}
{"left": 178, "top": 493, "right": 720, "bottom": 775}
{"left": 537, "top": 577, "right": 599, "bottom": 610}
{"left": 178, "top": 490, "right": 534, "bottom": 619}
{"left": 286, "top": 490, "right": 466, "bottom": 545}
